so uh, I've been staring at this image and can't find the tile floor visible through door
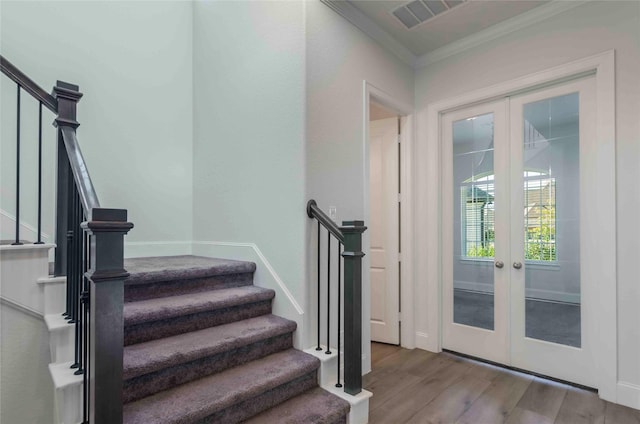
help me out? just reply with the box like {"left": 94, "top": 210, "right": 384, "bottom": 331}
{"left": 364, "top": 343, "right": 640, "bottom": 424}
{"left": 453, "top": 289, "right": 581, "bottom": 347}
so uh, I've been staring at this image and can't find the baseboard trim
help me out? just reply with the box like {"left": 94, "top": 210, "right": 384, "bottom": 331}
{"left": 415, "top": 331, "right": 436, "bottom": 352}
{"left": 124, "top": 241, "right": 192, "bottom": 258}
{"left": 0, "top": 295, "right": 44, "bottom": 320}
{"left": 1, "top": 208, "right": 51, "bottom": 243}
{"left": 617, "top": 381, "right": 640, "bottom": 410}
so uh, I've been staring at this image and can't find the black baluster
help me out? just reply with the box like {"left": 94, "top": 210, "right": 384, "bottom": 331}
{"left": 63, "top": 221, "right": 70, "bottom": 317}
{"left": 336, "top": 242, "right": 342, "bottom": 388}
{"left": 35, "top": 102, "right": 43, "bottom": 244}
{"left": 316, "top": 221, "right": 322, "bottom": 351}
{"left": 84, "top": 233, "right": 91, "bottom": 423}
{"left": 65, "top": 165, "right": 74, "bottom": 322}
{"left": 67, "top": 171, "right": 75, "bottom": 322}
{"left": 71, "top": 189, "right": 80, "bottom": 370}
{"left": 75, "top": 194, "right": 84, "bottom": 376}
{"left": 326, "top": 232, "right": 331, "bottom": 355}
{"left": 12, "top": 85, "right": 22, "bottom": 246}
{"left": 65, "top": 208, "right": 73, "bottom": 319}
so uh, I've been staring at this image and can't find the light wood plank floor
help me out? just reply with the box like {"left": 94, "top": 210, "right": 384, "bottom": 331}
{"left": 364, "top": 343, "right": 640, "bottom": 424}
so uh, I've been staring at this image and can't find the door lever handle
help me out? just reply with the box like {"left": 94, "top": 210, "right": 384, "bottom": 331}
{"left": 494, "top": 260, "right": 504, "bottom": 269}
{"left": 513, "top": 262, "right": 523, "bottom": 270}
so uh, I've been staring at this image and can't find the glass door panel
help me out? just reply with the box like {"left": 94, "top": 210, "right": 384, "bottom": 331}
{"left": 442, "top": 100, "right": 509, "bottom": 365}
{"left": 509, "top": 77, "right": 597, "bottom": 388}
{"left": 452, "top": 113, "right": 496, "bottom": 330}
{"left": 522, "top": 93, "right": 581, "bottom": 348}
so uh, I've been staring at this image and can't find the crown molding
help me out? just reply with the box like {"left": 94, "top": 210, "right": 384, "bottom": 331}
{"left": 320, "top": 0, "right": 589, "bottom": 70}
{"left": 415, "top": 0, "right": 589, "bottom": 68}
{"left": 320, "top": 0, "right": 417, "bottom": 67}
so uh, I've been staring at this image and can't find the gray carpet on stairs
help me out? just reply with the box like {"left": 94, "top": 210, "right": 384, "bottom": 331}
{"left": 122, "top": 255, "right": 350, "bottom": 424}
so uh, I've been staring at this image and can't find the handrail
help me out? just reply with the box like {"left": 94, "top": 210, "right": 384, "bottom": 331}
{"left": 307, "top": 200, "right": 344, "bottom": 243}
{"left": 60, "top": 127, "right": 100, "bottom": 215}
{"left": 0, "top": 55, "right": 58, "bottom": 113}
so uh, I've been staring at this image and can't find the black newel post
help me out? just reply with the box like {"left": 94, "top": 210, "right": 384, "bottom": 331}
{"left": 340, "top": 220, "right": 366, "bottom": 396}
{"left": 83, "top": 208, "right": 133, "bottom": 424}
{"left": 53, "top": 81, "right": 83, "bottom": 276}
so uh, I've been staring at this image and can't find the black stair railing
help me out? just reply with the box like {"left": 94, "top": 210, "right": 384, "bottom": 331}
{"left": 307, "top": 200, "right": 366, "bottom": 395}
{"left": 1, "top": 55, "right": 132, "bottom": 424}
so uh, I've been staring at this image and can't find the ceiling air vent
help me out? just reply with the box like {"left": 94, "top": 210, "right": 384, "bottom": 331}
{"left": 392, "top": 0, "right": 466, "bottom": 29}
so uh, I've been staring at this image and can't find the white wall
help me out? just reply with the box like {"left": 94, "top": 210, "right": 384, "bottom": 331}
{"left": 192, "top": 0, "right": 307, "bottom": 316}
{"left": 305, "top": 1, "right": 414, "bottom": 369}
{"left": 0, "top": 1, "right": 194, "bottom": 250}
{"left": 415, "top": 0, "right": 640, "bottom": 389}
{"left": 0, "top": 304, "right": 53, "bottom": 424}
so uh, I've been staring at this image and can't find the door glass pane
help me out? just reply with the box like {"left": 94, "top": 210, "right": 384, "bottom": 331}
{"left": 523, "top": 92, "right": 580, "bottom": 347}
{"left": 452, "top": 113, "right": 495, "bottom": 330}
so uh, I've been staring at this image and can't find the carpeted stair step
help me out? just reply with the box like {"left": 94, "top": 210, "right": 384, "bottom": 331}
{"left": 123, "top": 349, "right": 320, "bottom": 424}
{"left": 123, "top": 314, "right": 297, "bottom": 403}
{"left": 124, "top": 256, "right": 256, "bottom": 302}
{"left": 242, "top": 386, "right": 350, "bottom": 424}
{"left": 124, "top": 286, "right": 275, "bottom": 345}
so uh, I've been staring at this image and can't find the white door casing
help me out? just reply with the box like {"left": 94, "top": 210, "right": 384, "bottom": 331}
{"left": 441, "top": 77, "right": 599, "bottom": 388}
{"left": 422, "top": 51, "right": 616, "bottom": 401}
{"left": 369, "top": 117, "right": 400, "bottom": 345}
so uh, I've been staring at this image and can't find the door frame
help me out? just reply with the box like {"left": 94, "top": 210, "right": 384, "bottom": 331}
{"left": 417, "top": 50, "right": 616, "bottom": 400}
{"left": 363, "top": 81, "right": 415, "bottom": 350}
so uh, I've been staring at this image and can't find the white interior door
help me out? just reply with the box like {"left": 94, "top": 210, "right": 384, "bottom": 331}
{"left": 442, "top": 100, "right": 509, "bottom": 364}
{"left": 509, "top": 78, "right": 597, "bottom": 387}
{"left": 442, "top": 77, "right": 598, "bottom": 387}
{"left": 369, "top": 117, "right": 400, "bottom": 345}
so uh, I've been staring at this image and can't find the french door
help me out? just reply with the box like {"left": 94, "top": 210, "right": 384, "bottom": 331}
{"left": 442, "top": 77, "right": 598, "bottom": 387}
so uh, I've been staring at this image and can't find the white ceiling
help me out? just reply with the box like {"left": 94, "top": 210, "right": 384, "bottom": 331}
{"left": 322, "top": 0, "right": 584, "bottom": 67}
{"left": 347, "top": 0, "right": 549, "bottom": 56}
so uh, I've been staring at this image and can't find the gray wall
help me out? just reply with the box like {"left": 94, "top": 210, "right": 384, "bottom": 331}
{"left": 0, "top": 1, "right": 194, "bottom": 249}
{"left": 192, "top": 1, "right": 307, "bottom": 312}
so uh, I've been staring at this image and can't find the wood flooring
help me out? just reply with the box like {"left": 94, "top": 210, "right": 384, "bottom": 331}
{"left": 364, "top": 343, "right": 640, "bottom": 424}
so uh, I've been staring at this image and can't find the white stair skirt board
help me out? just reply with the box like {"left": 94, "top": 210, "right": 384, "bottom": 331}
{"left": 304, "top": 346, "right": 372, "bottom": 424}
{"left": 45, "top": 314, "right": 75, "bottom": 363}
{"left": 38, "top": 276, "right": 67, "bottom": 315}
{"left": 304, "top": 346, "right": 338, "bottom": 387}
{"left": 0, "top": 243, "right": 55, "bottom": 314}
{"left": 49, "top": 362, "right": 83, "bottom": 424}
{"left": 324, "top": 385, "right": 372, "bottom": 424}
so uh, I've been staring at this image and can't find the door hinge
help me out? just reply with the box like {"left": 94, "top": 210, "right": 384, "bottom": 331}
{"left": 398, "top": 312, "right": 402, "bottom": 322}
{"left": 398, "top": 193, "right": 402, "bottom": 203}
{"left": 397, "top": 134, "right": 401, "bottom": 144}
{"left": 398, "top": 253, "right": 402, "bottom": 262}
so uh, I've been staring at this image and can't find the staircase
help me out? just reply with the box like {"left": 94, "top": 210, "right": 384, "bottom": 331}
{"left": 1, "top": 56, "right": 367, "bottom": 424}
{"left": 122, "top": 255, "right": 350, "bottom": 424}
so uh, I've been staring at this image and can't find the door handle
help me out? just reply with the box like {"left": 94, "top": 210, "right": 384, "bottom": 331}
{"left": 513, "top": 262, "right": 523, "bottom": 270}
{"left": 494, "top": 260, "right": 504, "bottom": 269}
